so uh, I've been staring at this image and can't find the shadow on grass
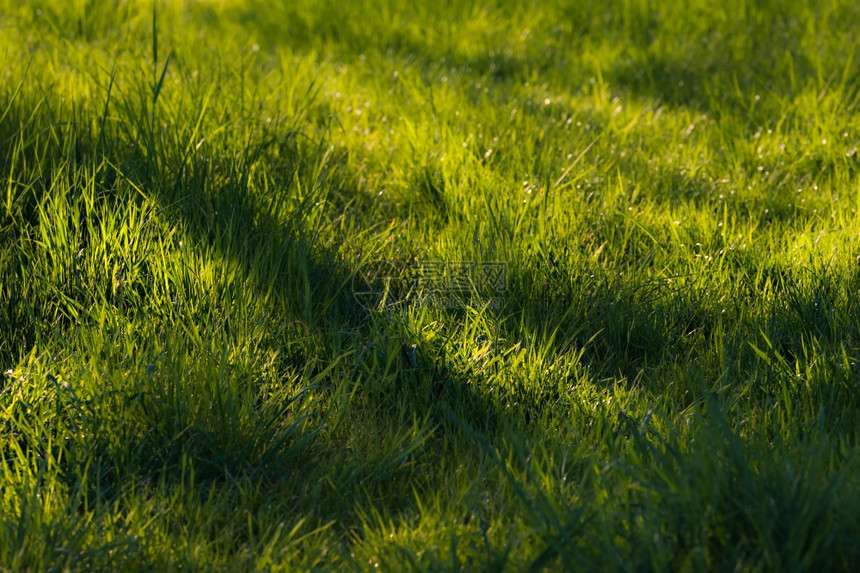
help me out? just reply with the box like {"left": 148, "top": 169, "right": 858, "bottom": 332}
{"left": 218, "top": 0, "right": 860, "bottom": 125}
{"left": 4, "top": 3, "right": 860, "bottom": 563}
{"left": 0, "top": 84, "right": 522, "bottom": 555}
{"left": 492, "top": 240, "right": 860, "bottom": 431}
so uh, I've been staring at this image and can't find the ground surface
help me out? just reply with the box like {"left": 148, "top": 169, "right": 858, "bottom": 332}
{"left": 2, "top": 0, "right": 860, "bottom": 570}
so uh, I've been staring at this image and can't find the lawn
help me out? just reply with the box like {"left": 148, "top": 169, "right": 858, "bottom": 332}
{"left": 2, "top": 0, "right": 860, "bottom": 570}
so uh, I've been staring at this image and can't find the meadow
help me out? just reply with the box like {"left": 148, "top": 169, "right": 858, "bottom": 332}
{"left": 2, "top": 0, "right": 860, "bottom": 569}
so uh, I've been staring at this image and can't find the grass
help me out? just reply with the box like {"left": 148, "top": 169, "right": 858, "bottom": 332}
{"left": 2, "top": 0, "right": 860, "bottom": 569}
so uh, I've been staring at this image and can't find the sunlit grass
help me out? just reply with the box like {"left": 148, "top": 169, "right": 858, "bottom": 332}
{"left": 2, "top": 0, "right": 860, "bottom": 569}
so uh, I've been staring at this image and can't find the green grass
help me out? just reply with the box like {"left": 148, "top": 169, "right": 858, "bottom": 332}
{"left": 2, "top": 0, "right": 860, "bottom": 569}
